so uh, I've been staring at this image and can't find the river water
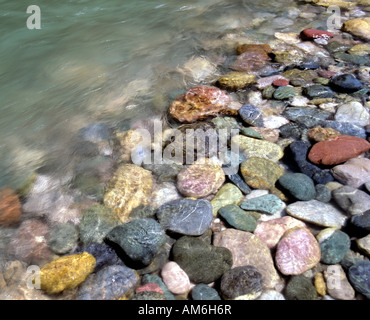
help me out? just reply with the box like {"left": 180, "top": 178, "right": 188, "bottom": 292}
{"left": 0, "top": 0, "right": 332, "bottom": 190}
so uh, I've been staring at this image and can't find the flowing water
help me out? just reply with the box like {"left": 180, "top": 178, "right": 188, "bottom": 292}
{"left": 0, "top": 0, "right": 330, "bottom": 189}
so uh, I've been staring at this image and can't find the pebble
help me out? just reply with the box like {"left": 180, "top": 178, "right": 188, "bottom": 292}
{"left": 304, "top": 85, "right": 334, "bottom": 99}
{"left": 330, "top": 73, "right": 364, "bottom": 92}
{"left": 286, "top": 199, "right": 348, "bottom": 228}
{"left": 348, "top": 43, "right": 370, "bottom": 55}
{"left": 218, "top": 204, "right": 257, "bottom": 232}
{"left": 348, "top": 261, "right": 370, "bottom": 299}
{"left": 257, "top": 75, "right": 287, "bottom": 89}
{"left": 341, "top": 17, "right": 370, "bottom": 41}
{"left": 230, "top": 46, "right": 272, "bottom": 72}
{"left": 79, "top": 204, "right": 120, "bottom": 245}
{"left": 106, "top": 218, "right": 166, "bottom": 266}
{"left": 273, "top": 86, "right": 296, "bottom": 100}
{"left": 331, "top": 158, "right": 370, "bottom": 188}
{"left": 300, "top": 29, "right": 334, "bottom": 41}
{"left": 356, "top": 234, "right": 370, "bottom": 257}
{"left": 308, "top": 135, "right": 370, "bottom": 166}
{"left": 142, "top": 274, "right": 175, "bottom": 300}
{"left": 275, "top": 227, "right": 321, "bottom": 275}
{"left": 240, "top": 127, "right": 264, "bottom": 140}
{"left": 161, "top": 261, "right": 190, "bottom": 295}
{"left": 149, "top": 182, "right": 181, "bottom": 209}
{"left": 227, "top": 174, "right": 252, "bottom": 194}
{"left": 335, "top": 101, "right": 370, "bottom": 127}
{"left": 220, "top": 266, "right": 263, "bottom": 300}
{"left": 191, "top": 284, "right": 221, "bottom": 300}
{"left": 280, "top": 123, "right": 304, "bottom": 140}
{"left": 176, "top": 159, "right": 225, "bottom": 198}
{"left": 46, "top": 222, "right": 79, "bottom": 255}
{"left": 278, "top": 173, "right": 316, "bottom": 201}
{"left": 217, "top": 72, "right": 256, "bottom": 90}
{"left": 307, "top": 127, "right": 341, "bottom": 142}
{"left": 0, "top": 188, "right": 21, "bottom": 227}
{"left": 238, "top": 104, "right": 264, "bottom": 127}
{"left": 172, "top": 236, "right": 233, "bottom": 284}
{"left": 324, "top": 265, "right": 355, "bottom": 300}
{"left": 156, "top": 199, "right": 213, "bottom": 235}
{"left": 318, "top": 229, "right": 350, "bottom": 264}
{"left": 314, "top": 272, "right": 326, "bottom": 296}
{"left": 103, "top": 164, "right": 153, "bottom": 222}
{"left": 272, "top": 79, "right": 289, "bottom": 87}
{"left": 210, "top": 183, "right": 244, "bottom": 216}
{"left": 282, "top": 107, "right": 331, "bottom": 128}
{"left": 77, "top": 265, "right": 139, "bottom": 300}
{"left": 261, "top": 116, "right": 289, "bottom": 130}
{"left": 332, "top": 185, "right": 370, "bottom": 216}
{"left": 322, "top": 120, "right": 367, "bottom": 139}
{"left": 333, "top": 52, "right": 370, "bottom": 66}
{"left": 213, "top": 229, "right": 280, "bottom": 289}
{"left": 285, "top": 275, "right": 317, "bottom": 300}
{"left": 40, "top": 252, "right": 96, "bottom": 295}
{"left": 314, "top": 184, "right": 332, "bottom": 203}
{"left": 351, "top": 210, "right": 370, "bottom": 231}
{"left": 258, "top": 290, "right": 285, "bottom": 300}
{"left": 254, "top": 216, "right": 307, "bottom": 249}
{"left": 131, "top": 291, "right": 166, "bottom": 300}
{"left": 290, "top": 95, "right": 309, "bottom": 107}
{"left": 240, "top": 194, "right": 285, "bottom": 215}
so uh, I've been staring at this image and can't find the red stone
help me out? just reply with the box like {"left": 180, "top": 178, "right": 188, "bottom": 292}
{"left": 0, "top": 188, "right": 21, "bottom": 226}
{"left": 169, "top": 86, "right": 236, "bottom": 123}
{"left": 318, "top": 70, "right": 337, "bottom": 79}
{"left": 272, "top": 79, "right": 289, "bottom": 87}
{"left": 308, "top": 135, "right": 370, "bottom": 166}
{"left": 300, "top": 29, "right": 334, "bottom": 41}
{"left": 135, "top": 283, "right": 164, "bottom": 295}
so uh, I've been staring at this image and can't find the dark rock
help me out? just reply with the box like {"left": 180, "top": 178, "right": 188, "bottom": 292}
{"left": 46, "top": 222, "right": 79, "bottom": 255}
{"left": 348, "top": 261, "right": 370, "bottom": 299}
{"left": 351, "top": 210, "right": 370, "bottom": 231}
{"left": 304, "top": 85, "right": 334, "bottom": 99}
{"left": 319, "top": 230, "right": 351, "bottom": 264}
{"left": 72, "top": 141, "right": 100, "bottom": 157}
{"left": 273, "top": 86, "right": 296, "bottom": 100}
{"left": 315, "top": 184, "right": 332, "bottom": 203}
{"left": 129, "top": 205, "right": 156, "bottom": 219}
{"left": 330, "top": 74, "right": 364, "bottom": 93}
{"left": 300, "top": 29, "right": 334, "bottom": 41}
{"left": 333, "top": 53, "right": 370, "bottom": 66}
{"left": 278, "top": 173, "right": 316, "bottom": 201}
{"left": 132, "top": 291, "right": 166, "bottom": 300}
{"left": 172, "top": 236, "right": 233, "bottom": 284}
{"left": 238, "top": 104, "right": 264, "bottom": 127}
{"left": 285, "top": 275, "right": 317, "bottom": 300}
{"left": 220, "top": 266, "right": 263, "bottom": 300}
{"left": 279, "top": 123, "right": 305, "bottom": 140}
{"left": 191, "top": 284, "right": 221, "bottom": 300}
{"left": 325, "top": 41, "right": 352, "bottom": 54}
{"left": 283, "top": 107, "right": 331, "bottom": 128}
{"left": 227, "top": 173, "right": 252, "bottom": 194}
{"left": 142, "top": 274, "right": 175, "bottom": 300}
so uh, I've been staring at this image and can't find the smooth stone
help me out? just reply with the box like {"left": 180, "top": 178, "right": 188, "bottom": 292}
{"left": 312, "top": 0, "right": 355, "bottom": 9}
{"left": 290, "top": 95, "right": 310, "bottom": 107}
{"left": 238, "top": 104, "right": 264, "bottom": 127}
{"left": 231, "top": 135, "right": 284, "bottom": 162}
{"left": 157, "top": 199, "right": 213, "bottom": 235}
{"left": 0, "top": 188, "right": 21, "bottom": 227}
{"left": 142, "top": 274, "right": 175, "bottom": 300}
{"left": 191, "top": 284, "right": 221, "bottom": 300}
{"left": 285, "top": 275, "right": 318, "bottom": 300}
{"left": 333, "top": 52, "right": 370, "bottom": 66}
{"left": 332, "top": 185, "right": 370, "bottom": 216}
{"left": 275, "top": 227, "right": 321, "bottom": 276}
{"left": 262, "top": 116, "right": 289, "bottom": 130}
{"left": 335, "top": 101, "right": 370, "bottom": 127}
{"left": 308, "top": 135, "right": 370, "bottom": 166}
{"left": 103, "top": 164, "right": 153, "bottom": 222}
{"left": 40, "top": 252, "right": 96, "bottom": 295}
{"left": 273, "top": 86, "right": 296, "bottom": 100}
{"left": 161, "top": 262, "right": 190, "bottom": 295}
{"left": 286, "top": 200, "right": 348, "bottom": 228}
{"left": 254, "top": 216, "right": 307, "bottom": 249}
{"left": 149, "top": 182, "right": 181, "bottom": 209}
{"left": 341, "top": 250, "right": 367, "bottom": 270}
{"left": 342, "top": 17, "right": 370, "bottom": 40}
{"left": 315, "top": 184, "right": 332, "bottom": 203}
{"left": 131, "top": 291, "right": 166, "bottom": 300}
{"left": 278, "top": 173, "right": 316, "bottom": 201}
{"left": 227, "top": 174, "right": 252, "bottom": 194}
{"left": 258, "top": 290, "right": 285, "bottom": 300}
{"left": 106, "top": 218, "right": 166, "bottom": 266}
{"left": 46, "top": 222, "right": 79, "bottom": 255}
{"left": 213, "top": 229, "right": 280, "bottom": 289}
{"left": 324, "top": 265, "right": 355, "bottom": 300}
{"left": 351, "top": 210, "right": 370, "bottom": 231}
{"left": 217, "top": 72, "right": 256, "bottom": 90}
{"left": 220, "top": 266, "right": 263, "bottom": 300}
{"left": 79, "top": 204, "right": 120, "bottom": 245}
{"left": 300, "top": 29, "right": 334, "bottom": 40}
{"left": 307, "top": 127, "right": 341, "bottom": 142}
{"left": 218, "top": 204, "right": 257, "bottom": 232}
{"left": 169, "top": 86, "right": 235, "bottom": 123}
{"left": 143, "top": 163, "right": 182, "bottom": 183}
{"left": 210, "top": 183, "right": 244, "bottom": 216}
{"left": 172, "top": 236, "right": 233, "bottom": 284}
{"left": 356, "top": 234, "right": 370, "bottom": 257}
{"left": 304, "top": 85, "right": 334, "bottom": 99}
{"left": 282, "top": 107, "right": 331, "bottom": 128}
{"left": 332, "top": 158, "right": 370, "bottom": 188}
{"left": 318, "top": 230, "right": 350, "bottom": 264}
{"left": 330, "top": 74, "right": 364, "bottom": 92}
{"left": 176, "top": 159, "right": 225, "bottom": 198}
{"left": 273, "top": 79, "right": 289, "bottom": 87}
{"left": 230, "top": 46, "right": 272, "bottom": 72}
{"left": 240, "top": 127, "right": 264, "bottom": 140}
{"left": 348, "top": 261, "right": 370, "bottom": 299}
{"left": 236, "top": 43, "right": 273, "bottom": 55}
{"left": 321, "top": 120, "right": 367, "bottom": 139}
{"left": 77, "top": 265, "right": 139, "bottom": 300}
{"left": 240, "top": 194, "right": 285, "bottom": 215}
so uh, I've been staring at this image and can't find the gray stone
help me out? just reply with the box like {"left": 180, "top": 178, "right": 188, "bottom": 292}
{"left": 315, "top": 184, "right": 331, "bottom": 203}
{"left": 351, "top": 210, "right": 370, "bottom": 231}
{"left": 283, "top": 107, "right": 331, "bottom": 128}
{"left": 285, "top": 275, "right": 317, "bottom": 300}
{"left": 227, "top": 173, "right": 252, "bottom": 194}
{"left": 324, "top": 265, "right": 355, "bottom": 300}
{"left": 348, "top": 261, "right": 370, "bottom": 299}
{"left": 191, "top": 284, "right": 221, "bottom": 300}
{"left": 240, "top": 194, "right": 285, "bottom": 215}
{"left": 278, "top": 173, "right": 316, "bottom": 201}
{"left": 332, "top": 158, "right": 370, "bottom": 189}
{"left": 321, "top": 120, "right": 367, "bottom": 139}
{"left": 46, "top": 222, "right": 79, "bottom": 254}
{"left": 332, "top": 185, "right": 370, "bottom": 216}
{"left": 319, "top": 230, "right": 351, "bottom": 264}
{"left": 238, "top": 104, "right": 264, "bottom": 127}
{"left": 304, "top": 85, "right": 334, "bottom": 99}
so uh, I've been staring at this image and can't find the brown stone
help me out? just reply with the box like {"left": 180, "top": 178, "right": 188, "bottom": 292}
{"left": 230, "top": 50, "right": 272, "bottom": 72}
{"left": 236, "top": 44, "right": 273, "bottom": 55}
{"left": 169, "top": 86, "right": 236, "bottom": 123}
{"left": 308, "top": 135, "right": 370, "bottom": 165}
{"left": 0, "top": 188, "right": 21, "bottom": 226}
{"left": 307, "top": 127, "right": 341, "bottom": 142}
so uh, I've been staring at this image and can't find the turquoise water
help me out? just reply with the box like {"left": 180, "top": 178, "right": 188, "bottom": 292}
{"left": 0, "top": 0, "right": 326, "bottom": 189}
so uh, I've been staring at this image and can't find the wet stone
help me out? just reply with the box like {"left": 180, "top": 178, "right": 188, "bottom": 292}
{"left": 210, "top": 183, "right": 244, "bottom": 216}
{"left": 46, "top": 222, "right": 79, "bottom": 255}
{"left": 304, "top": 85, "right": 334, "bottom": 99}
{"left": 332, "top": 158, "right": 370, "bottom": 189}
{"left": 227, "top": 173, "right": 252, "bottom": 194}
{"left": 142, "top": 274, "right": 175, "bottom": 300}
{"left": 314, "top": 184, "right": 331, "bottom": 203}
{"left": 348, "top": 261, "right": 370, "bottom": 299}
{"left": 218, "top": 204, "right": 257, "bottom": 232}
{"left": 319, "top": 230, "right": 351, "bottom": 264}
{"left": 332, "top": 185, "right": 370, "bottom": 216}
{"left": 330, "top": 74, "right": 364, "bottom": 93}
{"left": 0, "top": 188, "right": 21, "bottom": 227}
{"left": 333, "top": 52, "right": 370, "bottom": 66}
{"left": 279, "top": 123, "right": 305, "bottom": 140}
{"left": 322, "top": 120, "right": 367, "bottom": 139}
{"left": 191, "top": 284, "right": 221, "bottom": 300}
{"left": 351, "top": 210, "right": 370, "bottom": 231}
{"left": 131, "top": 291, "right": 166, "bottom": 300}
{"left": 238, "top": 104, "right": 264, "bottom": 127}
{"left": 273, "top": 86, "right": 296, "bottom": 100}
{"left": 282, "top": 107, "right": 331, "bottom": 128}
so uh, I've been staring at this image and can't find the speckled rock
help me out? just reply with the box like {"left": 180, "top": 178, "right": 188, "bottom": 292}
{"left": 131, "top": 291, "right": 166, "bottom": 300}
{"left": 103, "top": 164, "right": 153, "bottom": 222}
{"left": 307, "top": 127, "right": 341, "bottom": 142}
{"left": 304, "top": 85, "right": 334, "bottom": 99}
{"left": 40, "top": 252, "right": 96, "bottom": 295}
{"left": 324, "top": 265, "right": 355, "bottom": 300}
{"left": 0, "top": 188, "right": 21, "bottom": 227}
{"left": 332, "top": 185, "right": 370, "bottom": 216}
{"left": 157, "top": 199, "right": 213, "bottom": 235}
{"left": 348, "top": 44, "right": 370, "bottom": 55}
{"left": 332, "top": 158, "right": 370, "bottom": 188}
{"left": 191, "top": 284, "right": 221, "bottom": 300}
{"left": 315, "top": 184, "right": 332, "bottom": 203}
{"left": 220, "top": 266, "right": 263, "bottom": 300}
{"left": 217, "top": 72, "right": 256, "bottom": 90}
{"left": 169, "top": 86, "right": 236, "bottom": 123}
{"left": 172, "top": 236, "right": 233, "bottom": 284}
{"left": 318, "top": 229, "right": 350, "bottom": 264}
{"left": 115, "top": 129, "right": 149, "bottom": 163}
{"left": 46, "top": 222, "right": 79, "bottom": 254}
{"left": 300, "top": 29, "right": 334, "bottom": 40}
{"left": 286, "top": 200, "right": 348, "bottom": 228}
{"left": 149, "top": 182, "right": 181, "bottom": 209}
{"left": 240, "top": 194, "right": 284, "bottom": 215}
{"left": 254, "top": 216, "right": 307, "bottom": 249}
{"left": 273, "top": 86, "right": 296, "bottom": 100}
{"left": 282, "top": 107, "right": 331, "bottom": 128}
{"left": 238, "top": 104, "right": 264, "bottom": 127}
{"left": 77, "top": 265, "right": 139, "bottom": 300}
{"left": 218, "top": 204, "right": 257, "bottom": 232}
{"left": 176, "top": 159, "right": 225, "bottom": 198}
{"left": 275, "top": 227, "right": 321, "bottom": 276}
{"left": 342, "top": 17, "right": 370, "bottom": 41}
{"left": 285, "top": 275, "right": 317, "bottom": 300}
{"left": 278, "top": 173, "right": 316, "bottom": 201}
{"left": 314, "top": 272, "right": 326, "bottom": 296}
{"left": 161, "top": 261, "right": 190, "bottom": 295}
{"left": 210, "top": 183, "right": 244, "bottom": 216}
{"left": 230, "top": 45, "right": 272, "bottom": 72}
{"left": 348, "top": 261, "right": 370, "bottom": 299}
{"left": 335, "top": 101, "right": 370, "bottom": 127}
{"left": 213, "top": 229, "right": 280, "bottom": 289}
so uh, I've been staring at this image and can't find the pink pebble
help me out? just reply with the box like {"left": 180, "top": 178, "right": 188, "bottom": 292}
{"left": 136, "top": 283, "right": 164, "bottom": 295}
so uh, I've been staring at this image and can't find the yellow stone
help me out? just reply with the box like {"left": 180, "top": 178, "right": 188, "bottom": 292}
{"left": 314, "top": 272, "right": 327, "bottom": 296}
{"left": 115, "top": 130, "right": 149, "bottom": 163}
{"left": 348, "top": 44, "right": 370, "bottom": 56}
{"left": 217, "top": 72, "right": 256, "bottom": 90}
{"left": 40, "top": 252, "right": 95, "bottom": 294}
{"left": 342, "top": 18, "right": 370, "bottom": 40}
{"left": 104, "top": 164, "right": 153, "bottom": 222}
{"left": 210, "top": 183, "right": 244, "bottom": 216}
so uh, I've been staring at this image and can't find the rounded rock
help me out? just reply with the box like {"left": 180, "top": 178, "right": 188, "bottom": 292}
{"left": 348, "top": 261, "right": 370, "bottom": 299}
{"left": 218, "top": 204, "right": 257, "bottom": 232}
{"left": 318, "top": 229, "right": 351, "bottom": 264}
{"left": 285, "top": 275, "right": 317, "bottom": 300}
{"left": 46, "top": 222, "right": 79, "bottom": 254}
{"left": 161, "top": 261, "right": 190, "bottom": 295}
{"left": 278, "top": 173, "right": 316, "bottom": 201}
{"left": 191, "top": 284, "right": 221, "bottom": 300}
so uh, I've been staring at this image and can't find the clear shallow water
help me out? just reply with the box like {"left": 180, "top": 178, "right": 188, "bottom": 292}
{"left": 0, "top": 0, "right": 328, "bottom": 189}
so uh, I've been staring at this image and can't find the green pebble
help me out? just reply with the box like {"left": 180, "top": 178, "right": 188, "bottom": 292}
{"left": 218, "top": 204, "right": 257, "bottom": 232}
{"left": 241, "top": 128, "right": 265, "bottom": 140}
{"left": 273, "top": 86, "right": 296, "bottom": 100}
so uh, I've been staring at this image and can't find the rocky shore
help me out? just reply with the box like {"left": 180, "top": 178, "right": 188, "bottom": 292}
{"left": 0, "top": 1, "right": 370, "bottom": 300}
